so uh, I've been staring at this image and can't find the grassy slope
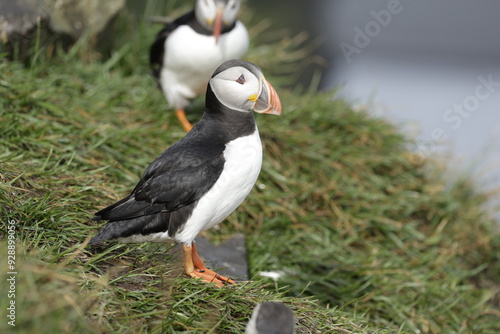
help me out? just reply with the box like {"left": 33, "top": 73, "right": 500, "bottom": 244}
{"left": 1, "top": 7, "right": 500, "bottom": 334}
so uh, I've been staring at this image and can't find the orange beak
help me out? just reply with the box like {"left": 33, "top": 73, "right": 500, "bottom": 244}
{"left": 213, "top": 9, "right": 223, "bottom": 44}
{"left": 254, "top": 79, "right": 283, "bottom": 115}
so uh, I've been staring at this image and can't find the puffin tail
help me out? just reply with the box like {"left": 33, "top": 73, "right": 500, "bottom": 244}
{"left": 89, "top": 212, "right": 172, "bottom": 245}
{"left": 89, "top": 221, "right": 132, "bottom": 245}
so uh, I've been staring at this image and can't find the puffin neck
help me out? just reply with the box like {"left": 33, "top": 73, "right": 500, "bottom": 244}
{"left": 203, "top": 86, "right": 257, "bottom": 140}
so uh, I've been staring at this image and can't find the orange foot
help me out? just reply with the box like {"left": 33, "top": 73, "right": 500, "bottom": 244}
{"left": 182, "top": 244, "right": 235, "bottom": 288}
{"left": 175, "top": 109, "right": 193, "bottom": 132}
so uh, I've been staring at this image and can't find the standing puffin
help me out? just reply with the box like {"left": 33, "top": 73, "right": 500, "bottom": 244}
{"left": 150, "top": 0, "right": 249, "bottom": 132}
{"left": 89, "top": 60, "right": 282, "bottom": 287}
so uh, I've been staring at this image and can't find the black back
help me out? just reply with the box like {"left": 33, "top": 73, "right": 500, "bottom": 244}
{"left": 89, "top": 80, "right": 257, "bottom": 244}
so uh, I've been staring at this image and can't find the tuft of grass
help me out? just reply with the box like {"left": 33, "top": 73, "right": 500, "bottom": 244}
{"left": 1, "top": 3, "right": 499, "bottom": 334}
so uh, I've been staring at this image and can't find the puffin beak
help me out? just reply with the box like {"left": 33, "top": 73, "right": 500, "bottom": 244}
{"left": 213, "top": 9, "right": 223, "bottom": 44}
{"left": 253, "top": 79, "right": 283, "bottom": 115}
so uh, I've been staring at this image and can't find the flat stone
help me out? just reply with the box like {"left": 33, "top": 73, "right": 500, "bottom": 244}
{"left": 171, "top": 234, "right": 249, "bottom": 281}
{"left": 195, "top": 234, "right": 249, "bottom": 281}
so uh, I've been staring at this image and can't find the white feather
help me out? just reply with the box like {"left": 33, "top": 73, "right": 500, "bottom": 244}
{"left": 175, "top": 128, "right": 262, "bottom": 244}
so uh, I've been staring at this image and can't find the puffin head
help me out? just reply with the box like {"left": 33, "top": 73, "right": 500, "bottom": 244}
{"left": 208, "top": 59, "right": 282, "bottom": 116}
{"left": 195, "top": 0, "right": 241, "bottom": 43}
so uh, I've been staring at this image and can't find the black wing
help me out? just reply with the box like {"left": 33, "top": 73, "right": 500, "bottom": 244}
{"left": 149, "top": 10, "right": 196, "bottom": 80}
{"left": 89, "top": 113, "right": 231, "bottom": 244}
{"left": 94, "top": 156, "right": 224, "bottom": 222}
{"left": 93, "top": 131, "right": 226, "bottom": 222}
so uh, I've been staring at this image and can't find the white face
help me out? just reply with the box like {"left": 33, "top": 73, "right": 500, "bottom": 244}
{"left": 195, "top": 0, "right": 240, "bottom": 29}
{"left": 209, "top": 65, "right": 262, "bottom": 113}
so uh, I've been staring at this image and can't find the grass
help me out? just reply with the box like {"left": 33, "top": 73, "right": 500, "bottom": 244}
{"left": 1, "top": 2, "right": 500, "bottom": 333}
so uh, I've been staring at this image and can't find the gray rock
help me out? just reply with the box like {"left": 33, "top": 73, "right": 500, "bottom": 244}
{"left": 0, "top": 0, "right": 49, "bottom": 42}
{"left": 170, "top": 234, "right": 249, "bottom": 281}
{"left": 195, "top": 234, "right": 249, "bottom": 281}
{"left": 46, "top": 0, "right": 126, "bottom": 38}
{"left": 0, "top": 0, "right": 126, "bottom": 43}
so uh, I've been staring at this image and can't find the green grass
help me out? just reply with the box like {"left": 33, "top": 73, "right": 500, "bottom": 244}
{"left": 1, "top": 4, "right": 500, "bottom": 334}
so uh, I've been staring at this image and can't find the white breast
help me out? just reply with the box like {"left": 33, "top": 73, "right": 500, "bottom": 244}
{"left": 160, "top": 22, "right": 249, "bottom": 109}
{"left": 117, "top": 128, "right": 262, "bottom": 245}
{"left": 175, "top": 128, "right": 262, "bottom": 244}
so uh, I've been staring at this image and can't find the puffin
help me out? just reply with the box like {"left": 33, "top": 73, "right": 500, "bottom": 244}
{"left": 150, "top": 0, "right": 250, "bottom": 132}
{"left": 89, "top": 60, "right": 282, "bottom": 287}
{"left": 246, "top": 302, "right": 296, "bottom": 334}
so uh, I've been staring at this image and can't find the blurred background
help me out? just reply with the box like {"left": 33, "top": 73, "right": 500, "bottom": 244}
{"left": 255, "top": 0, "right": 500, "bottom": 217}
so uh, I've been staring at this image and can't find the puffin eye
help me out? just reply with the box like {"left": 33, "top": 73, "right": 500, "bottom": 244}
{"left": 236, "top": 74, "right": 246, "bottom": 84}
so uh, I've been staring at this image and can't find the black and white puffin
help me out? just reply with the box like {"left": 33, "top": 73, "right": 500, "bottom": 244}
{"left": 89, "top": 59, "right": 282, "bottom": 287}
{"left": 150, "top": 0, "right": 249, "bottom": 132}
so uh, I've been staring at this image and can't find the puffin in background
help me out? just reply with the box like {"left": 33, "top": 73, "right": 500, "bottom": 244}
{"left": 89, "top": 60, "right": 282, "bottom": 287}
{"left": 246, "top": 302, "right": 296, "bottom": 334}
{"left": 150, "top": 0, "right": 249, "bottom": 132}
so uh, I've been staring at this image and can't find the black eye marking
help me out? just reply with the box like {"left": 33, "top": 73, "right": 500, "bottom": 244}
{"left": 236, "top": 74, "right": 246, "bottom": 84}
